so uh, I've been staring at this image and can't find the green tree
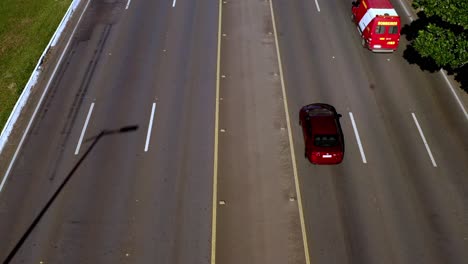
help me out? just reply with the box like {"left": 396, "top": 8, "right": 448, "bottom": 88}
{"left": 411, "top": 0, "right": 468, "bottom": 68}
{"left": 412, "top": 0, "right": 468, "bottom": 29}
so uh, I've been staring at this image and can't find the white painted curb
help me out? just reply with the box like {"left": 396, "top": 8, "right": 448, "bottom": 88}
{"left": 0, "top": 0, "right": 83, "bottom": 154}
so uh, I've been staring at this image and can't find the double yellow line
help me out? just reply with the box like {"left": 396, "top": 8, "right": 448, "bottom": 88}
{"left": 210, "top": 0, "right": 310, "bottom": 263}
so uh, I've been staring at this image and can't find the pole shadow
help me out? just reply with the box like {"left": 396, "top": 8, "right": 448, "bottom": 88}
{"left": 3, "top": 125, "right": 138, "bottom": 264}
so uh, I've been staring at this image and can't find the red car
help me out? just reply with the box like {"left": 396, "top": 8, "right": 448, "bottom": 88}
{"left": 299, "top": 104, "right": 344, "bottom": 164}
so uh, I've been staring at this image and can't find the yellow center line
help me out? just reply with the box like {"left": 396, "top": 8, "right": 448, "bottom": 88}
{"left": 269, "top": 1, "right": 311, "bottom": 263}
{"left": 211, "top": 0, "right": 223, "bottom": 263}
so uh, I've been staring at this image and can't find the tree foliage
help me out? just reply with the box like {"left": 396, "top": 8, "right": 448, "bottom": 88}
{"left": 412, "top": 0, "right": 468, "bottom": 29}
{"left": 411, "top": 0, "right": 468, "bottom": 68}
{"left": 413, "top": 24, "right": 468, "bottom": 68}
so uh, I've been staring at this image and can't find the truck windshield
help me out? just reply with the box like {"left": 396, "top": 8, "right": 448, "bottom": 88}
{"left": 389, "top": 26, "right": 398, "bottom": 34}
{"left": 375, "top": 25, "right": 385, "bottom": 34}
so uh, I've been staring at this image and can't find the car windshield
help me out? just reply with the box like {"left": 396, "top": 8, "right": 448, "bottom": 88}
{"left": 314, "top": 134, "right": 339, "bottom": 147}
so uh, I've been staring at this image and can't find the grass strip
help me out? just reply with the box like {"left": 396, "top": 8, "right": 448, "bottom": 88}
{"left": 0, "top": 0, "right": 72, "bottom": 131}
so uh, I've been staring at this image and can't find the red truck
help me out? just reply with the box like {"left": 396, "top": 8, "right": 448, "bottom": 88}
{"left": 352, "top": 0, "right": 401, "bottom": 52}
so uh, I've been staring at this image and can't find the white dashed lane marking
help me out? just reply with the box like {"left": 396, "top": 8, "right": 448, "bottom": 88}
{"left": 144, "top": 102, "right": 157, "bottom": 152}
{"left": 349, "top": 112, "right": 368, "bottom": 164}
{"left": 75, "top": 102, "right": 95, "bottom": 155}
{"left": 315, "top": 0, "right": 321, "bottom": 12}
{"left": 412, "top": 113, "right": 437, "bottom": 167}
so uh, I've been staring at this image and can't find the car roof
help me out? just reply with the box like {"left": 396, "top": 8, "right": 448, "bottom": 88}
{"left": 309, "top": 115, "right": 338, "bottom": 135}
{"left": 365, "top": 0, "right": 394, "bottom": 9}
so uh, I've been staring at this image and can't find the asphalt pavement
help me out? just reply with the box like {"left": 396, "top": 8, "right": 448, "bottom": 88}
{"left": 272, "top": 0, "right": 468, "bottom": 263}
{"left": 0, "top": 0, "right": 467, "bottom": 263}
{"left": 215, "top": 0, "right": 306, "bottom": 263}
{"left": 0, "top": 0, "right": 217, "bottom": 263}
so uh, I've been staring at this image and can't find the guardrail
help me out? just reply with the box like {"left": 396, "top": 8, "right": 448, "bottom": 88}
{"left": 0, "top": 0, "right": 83, "bottom": 154}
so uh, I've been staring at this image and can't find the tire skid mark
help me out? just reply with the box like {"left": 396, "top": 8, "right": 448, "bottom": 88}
{"left": 47, "top": 24, "right": 112, "bottom": 181}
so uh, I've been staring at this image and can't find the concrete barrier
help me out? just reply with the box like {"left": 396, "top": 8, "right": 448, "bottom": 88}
{"left": 0, "top": 0, "right": 83, "bottom": 153}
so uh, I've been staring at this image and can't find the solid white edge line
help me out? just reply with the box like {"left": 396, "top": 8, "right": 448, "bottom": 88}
{"left": 411, "top": 113, "right": 437, "bottom": 167}
{"left": 172, "top": 0, "right": 177, "bottom": 8}
{"left": 0, "top": 0, "right": 81, "bottom": 154}
{"left": 270, "top": 1, "right": 311, "bottom": 263}
{"left": 125, "top": 0, "right": 132, "bottom": 9}
{"left": 314, "top": 0, "right": 321, "bottom": 12}
{"left": 349, "top": 112, "right": 368, "bottom": 164}
{"left": 396, "top": 0, "right": 467, "bottom": 120}
{"left": 210, "top": 0, "right": 222, "bottom": 263}
{"left": 440, "top": 71, "right": 468, "bottom": 121}
{"left": 75, "top": 102, "right": 95, "bottom": 155}
{"left": 144, "top": 102, "right": 156, "bottom": 152}
{"left": 0, "top": 0, "right": 93, "bottom": 194}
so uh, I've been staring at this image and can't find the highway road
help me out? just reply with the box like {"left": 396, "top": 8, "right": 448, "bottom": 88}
{"left": 0, "top": 0, "right": 217, "bottom": 263}
{"left": 272, "top": 0, "right": 468, "bottom": 263}
{"left": 0, "top": 0, "right": 467, "bottom": 263}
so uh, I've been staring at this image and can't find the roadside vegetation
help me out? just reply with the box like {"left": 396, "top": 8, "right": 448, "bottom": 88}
{"left": 402, "top": 0, "right": 468, "bottom": 92}
{"left": 0, "top": 0, "right": 72, "bottom": 131}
